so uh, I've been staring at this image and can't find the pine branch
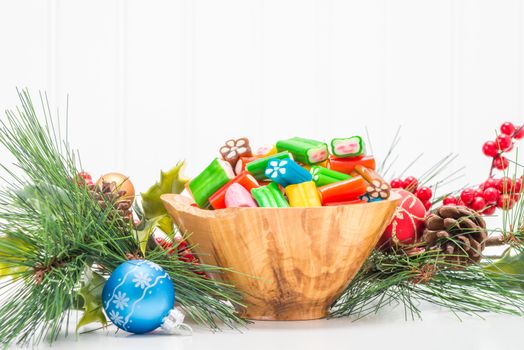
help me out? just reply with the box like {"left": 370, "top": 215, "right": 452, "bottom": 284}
{"left": 330, "top": 249, "right": 524, "bottom": 320}
{"left": 0, "top": 89, "right": 246, "bottom": 346}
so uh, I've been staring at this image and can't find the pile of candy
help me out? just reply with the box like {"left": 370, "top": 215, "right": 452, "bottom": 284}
{"left": 185, "top": 137, "right": 391, "bottom": 209}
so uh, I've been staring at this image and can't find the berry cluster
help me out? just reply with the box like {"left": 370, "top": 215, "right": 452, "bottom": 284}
{"left": 76, "top": 171, "right": 94, "bottom": 186}
{"left": 443, "top": 176, "right": 522, "bottom": 214}
{"left": 153, "top": 235, "right": 206, "bottom": 277}
{"left": 390, "top": 176, "right": 433, "bottom": 211}
{"left": 482, "top": 122, "right": 524, "bottom": 171}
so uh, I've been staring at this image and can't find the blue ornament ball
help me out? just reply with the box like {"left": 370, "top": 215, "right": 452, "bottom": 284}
{"left": 102, "top": 260, "right": 175, "bottom": 334}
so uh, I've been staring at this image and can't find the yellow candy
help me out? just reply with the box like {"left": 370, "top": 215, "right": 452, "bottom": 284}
{"left": 253, "top": 144, "right": 277, "bottom": 158}
{"left": 285, "top": 181, "right": 322, "bottom": 207}
{"left": 302, "top": 160, "right": 328, "bottom": 171}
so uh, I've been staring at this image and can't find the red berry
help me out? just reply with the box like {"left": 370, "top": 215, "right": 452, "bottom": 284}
{"left": 403, "top": 176, "right": 418, "bottom": 192}
{"left": 443, "top": 196, "right": 458, "bottom": 205}
{"left": 416, "top": 187, "right": 433, "bottom": 202}
{"left": 513, "top": 192, "right": 521, "bottom": 201}
{"left": 514, "top": 126, "right": 524, "bottom": 140}
{"left": 483, "top": 187, "right": 500, "bottom": 204}
{"left": 423, "top": 201, "right": 432, "bottom": 211}
{"left": 494, "top": 156, "right": 509, "bottom": 170}
{"left": 470, "top": 196, "right": 487, "bottom": 212}
{"left": 498, "top": 194, "right": 515, "bottom": 210}
{"left": 473, "top": 188, "right": 484, "bottom": 198}
{"left": 482, "top": 205, "right": 497, "bottom": 215}
{"left": 515, "top": 177, "right": 522, "bottom": 193}
{"left": 496, "top": 134, "right": 512, "bottom": 151}
{"left": 460, "top": 188, "right": 475, "bottom": 204}
{"left": 500, "top": 122, "right": 516, "bottom": 136}
{"left": 78, "top": 171, "right": 92, "bottom": 180}
{"left": 457, "top": 199, "right": 466, "bottom": 206}
{"left": 482, "top": 141, "right": 498, "bottom": 157}
{"left": 390, "top": 178, "right": 404, "bottom": 189}
{"left": 505, "top": 142, "right": 514, "bottom": 152}
{"left": 497, "top": 177, "right": 514, "bottom": 194}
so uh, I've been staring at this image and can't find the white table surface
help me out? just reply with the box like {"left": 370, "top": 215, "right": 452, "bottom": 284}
{"left": 16, "top": 304, "right": 523, "bottom": 350}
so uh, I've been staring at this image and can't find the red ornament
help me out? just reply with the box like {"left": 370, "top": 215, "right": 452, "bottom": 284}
{"left": 390, "top": 178, "right": 404, "bottom": 189}
{"left": 482, "top": 141, "right": 498, "bottom": 157}
{"left": 403, "top": 176, "right": 418, "bottom": 192}
{"left": 416, "top": 186, "right": 433, "bottom": 202}
{"left": 377, "top": 189, "right": 426, "bottom": 249}
{"left": 494, "top": 156, "right": 509, "bottom": 170}
{"left": 500, "top": 122, "right": 516, "bottom": 136}
{"left": 496, "top": 134, "right": 512, "bottom": 151}
{"left": 443, "top": 196, "right": 458, "bottom": 205}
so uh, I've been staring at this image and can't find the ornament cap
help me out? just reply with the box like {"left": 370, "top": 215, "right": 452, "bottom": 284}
{"left": 160, "top": 308, "right": 192, "bottom": 336}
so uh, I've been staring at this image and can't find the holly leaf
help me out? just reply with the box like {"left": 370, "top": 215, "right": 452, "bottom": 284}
{"left": 76, "top": 270, "right": 107, "bottom": 332}
{"left": 141, "top": 161, "right": 189, "bottom": 219}
{"left": 135, "top": 214, "right": 174, "bottom": 255}
{"left": 484, "top": 250, "right": 524, "bottom": 290}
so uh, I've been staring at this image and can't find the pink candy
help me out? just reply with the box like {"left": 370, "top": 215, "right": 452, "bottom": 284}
{"left": 225, "top": 183, "right": 258, "bottom": 208}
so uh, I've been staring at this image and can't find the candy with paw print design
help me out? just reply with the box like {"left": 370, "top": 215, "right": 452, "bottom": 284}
{"left": 264, "top": 158, "right": 312, "bottom": 187}
{"left": 219, "top": 138, "right": 252, "bottom": 168}
{"left": 276, "top": 137, "right": 329, "bottom": 165}
{"left": 331, "top": 136, "right": 365, "bottom": 158}
{"left": 353, "top": 165, "right": 391, "bottom": 200}
{"left": 285, "top": 181, "right": 322, "bottom": 207}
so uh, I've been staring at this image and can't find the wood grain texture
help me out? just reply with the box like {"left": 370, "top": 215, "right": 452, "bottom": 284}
{"left": 162, "top": 193, "right": 400, "bottom": 321}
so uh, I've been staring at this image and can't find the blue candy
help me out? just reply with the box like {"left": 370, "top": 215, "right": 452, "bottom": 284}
{"left": 264, "top": 159, "right": 312, "bottom": 187}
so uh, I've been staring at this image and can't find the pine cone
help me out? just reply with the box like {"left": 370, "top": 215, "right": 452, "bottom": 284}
{"left": 88, "top": 181, "right": 133, "bottom": 230}
{"left": 422, "top": 205, "right": 487, "bottom": 265}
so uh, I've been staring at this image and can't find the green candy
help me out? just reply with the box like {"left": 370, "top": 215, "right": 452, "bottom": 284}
{"left": 245, "top": 151, "right": 291, "bottom": 180}
{"left": 188, "top": 158, "right": 235, "bottom": 208}
{"left": 251, "top": 182, "right": 289, "bottom": 208}
{"left": 276, "top": 137, "right": 328, "bottom": 165}
{"left": 331, "top": 136, "right": 365, "bottom": 158}
{"left": 310, "top": 166, "right": 351, "bottom": 187}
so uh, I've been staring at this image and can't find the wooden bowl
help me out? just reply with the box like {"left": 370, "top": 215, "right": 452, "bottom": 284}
{"left": 161, "top": 193, "right": 400, "bottom": 321}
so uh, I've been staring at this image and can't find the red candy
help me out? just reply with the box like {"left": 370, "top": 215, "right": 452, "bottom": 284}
{"left": 327, "top": 155, "right": 376, "bottom": 175}
{"left": 318, "top": 176, "right": 368, "bottom": 205}
{"left": 209, "top": 171, "right": 260, "bottom": 209}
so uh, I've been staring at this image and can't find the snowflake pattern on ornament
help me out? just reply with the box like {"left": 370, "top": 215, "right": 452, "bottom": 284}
{"left": 112, "top": 291, "right": 130, "bottom": 310}
{"left": 146, "top": 261, "right": 162, "bottom": 271}
{"left": 108, "top": 310, "right": 124, "bottom": 326}
{"left": 132, "top": 272, "right": 152, "bottom": 289}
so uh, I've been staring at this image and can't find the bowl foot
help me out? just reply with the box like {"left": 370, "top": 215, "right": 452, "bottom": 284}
{"left": 240, "top": 304, "right": 328, "bottom": 321}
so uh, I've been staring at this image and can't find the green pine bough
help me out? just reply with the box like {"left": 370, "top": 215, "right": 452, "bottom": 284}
{"left": 0, "top": 89, "right": 246, "bottom": 347}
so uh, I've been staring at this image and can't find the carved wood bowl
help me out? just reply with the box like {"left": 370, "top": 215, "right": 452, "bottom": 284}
{"left": 161, "top": 193, "right": 400, "bottom": 321}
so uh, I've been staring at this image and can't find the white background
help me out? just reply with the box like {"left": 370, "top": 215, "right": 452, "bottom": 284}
{"left": 1, "top": 0, "right": 524, "bottom": 349}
